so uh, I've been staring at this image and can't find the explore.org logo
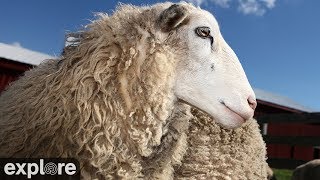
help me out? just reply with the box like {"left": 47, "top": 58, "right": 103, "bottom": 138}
{"left": 0, "top": 158, "right": 80, "bottom": 180}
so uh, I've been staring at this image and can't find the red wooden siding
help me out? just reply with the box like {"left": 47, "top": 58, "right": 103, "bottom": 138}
{"left": 0, "top": 58, "right": 32, "bottom": 92}
{"left": 255, "top": 102, "right": 320, "bottom": 162}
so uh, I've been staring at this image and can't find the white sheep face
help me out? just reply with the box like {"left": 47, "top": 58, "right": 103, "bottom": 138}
{"left": 171, "top": 5, "right": 257, "bottom": 129}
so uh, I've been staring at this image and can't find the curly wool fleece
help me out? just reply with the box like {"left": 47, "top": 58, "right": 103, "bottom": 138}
{"left": 0, "top": 3, "right": 192, "bottom": 179}
{"left": 175, "top": 108, "right": 268, "bottom": 180}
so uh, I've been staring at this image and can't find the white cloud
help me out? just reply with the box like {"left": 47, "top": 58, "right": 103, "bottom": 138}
{"left": 238, "top": 0, "right": 265, "bottom": 15}
{"left": 187, "top": 0, "right": 204, "bottom": 6}
{"left": 262, "top": 0, "right": 276, "bottom": 8}
{"left": 238, "top": 0, "right": 276, "bottom": 15}
{"left": 211, "top": 0, "right": 231, "bottom": 8}
{"left": 186, "top": 0, "right": 277, "bottom": 16}
{"left": 186, "top": 0, "right": 230, "bottom": 7}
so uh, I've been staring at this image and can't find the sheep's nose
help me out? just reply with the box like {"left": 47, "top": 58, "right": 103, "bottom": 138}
{"left": 247, "top": 95, "right": 257, "bottom": 110}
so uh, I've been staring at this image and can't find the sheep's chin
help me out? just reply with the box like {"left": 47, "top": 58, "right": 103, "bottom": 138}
{"left": 214, "top": 115, "right": 245, "bottom": 129}
{"left": 213, "top": 106, "right": 250, "bottom": 129}
{"left": 179, "top": 100, "right": 246, "bottom": 129}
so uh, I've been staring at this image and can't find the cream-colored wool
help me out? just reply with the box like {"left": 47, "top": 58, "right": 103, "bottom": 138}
{"left": 175, "top": 108, "right": 268, "bottom": 180}
{"left": 0, "top": 2, "right": 267, "bottom": 179}
{"left": 0, "top": 3, "right": 191, "bottom": 179}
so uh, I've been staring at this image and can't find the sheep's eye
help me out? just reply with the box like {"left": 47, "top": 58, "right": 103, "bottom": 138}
{"left": 195, "top": 26, "right": 211, "bottom": 38}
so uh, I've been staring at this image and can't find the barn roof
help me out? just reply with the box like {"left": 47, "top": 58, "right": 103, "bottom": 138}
{"left": 0, "top": 42, "right": 55, "bottom": 66}
{"left": 254, "top": 88, "right": 315, "bottom": 113}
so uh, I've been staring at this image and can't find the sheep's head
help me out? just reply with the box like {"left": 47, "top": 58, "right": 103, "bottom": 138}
{"left": 65, "top": 2, "right": 256, "bottom": 130}
{"left": 156, "top": 3, "right": 256, "bottom": 129}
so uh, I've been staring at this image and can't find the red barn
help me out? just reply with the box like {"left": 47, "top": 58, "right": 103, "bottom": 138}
{"left": 254, "top": 88, "right": 319, "bottom": 168}
{"left": 0, "top": 42, "right": 54, "bottom": 92}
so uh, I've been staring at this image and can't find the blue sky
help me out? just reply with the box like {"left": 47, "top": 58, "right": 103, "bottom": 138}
{"left": 1, "top": 0, "right": 319, "bottom": 111}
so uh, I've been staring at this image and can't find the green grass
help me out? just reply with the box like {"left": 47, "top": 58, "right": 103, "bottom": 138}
{"left": 273, "top": 169, "right": 293, "bottom": 180}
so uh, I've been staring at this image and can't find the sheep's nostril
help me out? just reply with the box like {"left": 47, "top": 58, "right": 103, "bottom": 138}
{"left": 247, "top": 96, "right": 257, "bottom": 110}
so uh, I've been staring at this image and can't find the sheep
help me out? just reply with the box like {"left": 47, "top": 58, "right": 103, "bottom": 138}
{"left": 174, "top": 107, "right": 268, "bottom": 179}
{"left": 0, "top": 2, "right": 258, "bottom": 179}
{"left": 292, "top": 159, "right": 320, "bottom": 180}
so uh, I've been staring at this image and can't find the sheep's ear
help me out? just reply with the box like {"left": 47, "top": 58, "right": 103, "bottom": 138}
{"left": 156, "top": 4, "right": 189, "bottom": 32}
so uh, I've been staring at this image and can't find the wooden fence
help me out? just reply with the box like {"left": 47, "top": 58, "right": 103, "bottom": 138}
{"left": 257, "top": 113, "right": 320, "bottom": 169}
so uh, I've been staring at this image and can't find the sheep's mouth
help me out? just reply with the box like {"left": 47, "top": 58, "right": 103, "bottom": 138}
{"left": 219, "top": 100, "right": 246, "bottom": 123}
{"left": 178, "top": 98, "right": 247, "bottom": 124}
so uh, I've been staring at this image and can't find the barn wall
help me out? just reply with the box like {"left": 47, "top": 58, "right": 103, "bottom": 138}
{"left": 267, "top": 123, "right": 320, "bottom": 161}
{"left": 0, "top": 58, "right": 31, "bottom": 92}
{"left": 256, "top": 103, "right": 320, "bottom": 162}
